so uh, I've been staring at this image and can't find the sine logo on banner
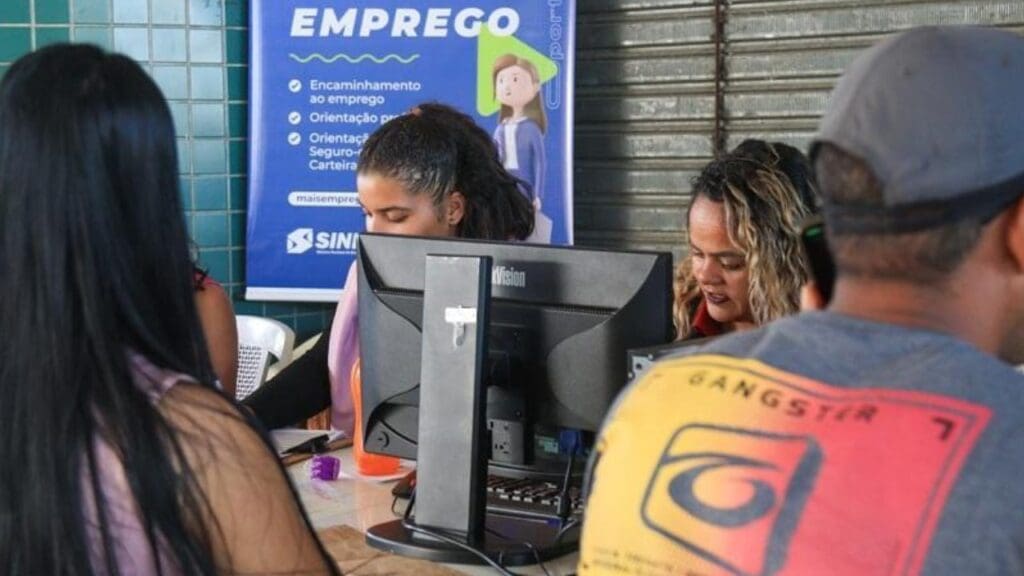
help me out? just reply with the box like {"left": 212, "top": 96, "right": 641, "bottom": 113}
{"left": 287, "top": 228, "right": 314, "bottom": 254}
{"left": 247, "top": 0, "right": 575, "bottom": 300}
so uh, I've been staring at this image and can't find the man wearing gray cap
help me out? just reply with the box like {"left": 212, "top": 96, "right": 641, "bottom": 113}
{"left": 579, "top": 26, "right": 1024, "bottom": 575}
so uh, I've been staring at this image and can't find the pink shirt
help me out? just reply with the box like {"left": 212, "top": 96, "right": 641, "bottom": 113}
{"left": 84, "top": 354, "right": 195, "bottom": 575}
{"left": 327, "top": 262, "right": 359, "bottom": 434}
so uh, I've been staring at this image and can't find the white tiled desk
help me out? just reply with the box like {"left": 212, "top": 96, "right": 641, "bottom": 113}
{"left": 287, "top": 447, "right": 579, "bottom": 575}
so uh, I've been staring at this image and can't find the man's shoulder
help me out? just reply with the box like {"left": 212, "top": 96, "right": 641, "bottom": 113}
{"left": 649, "top": 317, "right": 791, "bottom": 367}
{"left": 584, "top": 314, "right": 1024, "bottom": 576}
{"left": 645, "top": 311, "right": 1024, "bottom": 396}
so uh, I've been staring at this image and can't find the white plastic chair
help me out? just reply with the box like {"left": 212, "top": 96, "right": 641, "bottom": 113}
{"left": 268, "top": 332, "right": 321, "bottom": 380}
{"left": 235, "top": 315, "right": 296, "bottom": 401}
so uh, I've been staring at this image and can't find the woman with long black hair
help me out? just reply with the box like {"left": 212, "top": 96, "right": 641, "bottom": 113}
{"left": 0, "top": 44, "right": 338, "bottom": 575}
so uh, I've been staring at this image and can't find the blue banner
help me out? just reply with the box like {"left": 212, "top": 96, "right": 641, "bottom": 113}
{"left": 246, "top": 1, "right": 576, "bottom": 301}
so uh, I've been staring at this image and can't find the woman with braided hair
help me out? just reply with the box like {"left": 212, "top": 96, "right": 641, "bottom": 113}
{"left": 245, "top": 102, "right": 534, "bottom": 432}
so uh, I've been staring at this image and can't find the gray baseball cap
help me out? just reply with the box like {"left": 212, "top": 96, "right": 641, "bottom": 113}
{"left": 811, "top": 26, "right": 1024, "bottom": 234}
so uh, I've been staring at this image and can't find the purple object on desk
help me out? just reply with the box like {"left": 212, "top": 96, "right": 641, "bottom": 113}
{"left": 310, "top": 454, "right": 340, "bottom": 481}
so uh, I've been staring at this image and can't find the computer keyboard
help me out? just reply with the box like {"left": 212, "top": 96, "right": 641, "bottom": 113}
{"left": 485, "top": 475, "right": 583, "bottom": 520}
{"left": 392, "top": 470, "right": 584, "bottom": 520}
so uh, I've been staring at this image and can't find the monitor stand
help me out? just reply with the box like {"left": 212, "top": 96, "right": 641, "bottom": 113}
{"left": 367, "top": 514, "right": 578, "bottom": 566}
{"left": 365, "top": 254, "right": 580, "bottom": 566}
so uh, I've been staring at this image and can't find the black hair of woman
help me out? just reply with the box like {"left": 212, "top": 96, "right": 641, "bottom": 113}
{"left": 358, "top": 101, "right": 535, "bottom": 241}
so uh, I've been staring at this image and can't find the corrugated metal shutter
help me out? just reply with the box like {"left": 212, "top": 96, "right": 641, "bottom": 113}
{"left": 725, "top": 0, "right": 1024, "bottom": 151}
{"left": 574, "top": 0, "right": 1024, "bottom": 257}
{"left": 575, "top": 1, "right": 718, "bottom": 255}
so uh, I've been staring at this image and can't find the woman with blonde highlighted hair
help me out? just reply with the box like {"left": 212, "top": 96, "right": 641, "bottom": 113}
{"left": 674, "top": 140, "right": 817, "bottom": 340}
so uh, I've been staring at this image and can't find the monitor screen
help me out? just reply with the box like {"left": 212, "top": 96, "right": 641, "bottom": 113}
{"left": 357, "top": 234, "right": 673, "bottom": 467}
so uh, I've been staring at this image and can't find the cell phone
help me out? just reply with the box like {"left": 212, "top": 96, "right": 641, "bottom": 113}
{"left": 281, "top": 434, "right": 329, "bottom": 455}
{"left": 800, "top": 215, "right": 835, "bottom": 304}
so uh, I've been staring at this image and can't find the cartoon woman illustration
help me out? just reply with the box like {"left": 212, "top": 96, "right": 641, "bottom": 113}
{"left": 493, "top": 54, "right": 550, "bottom": 241}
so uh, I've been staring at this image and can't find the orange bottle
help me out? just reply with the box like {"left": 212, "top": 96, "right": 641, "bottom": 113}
{"left": 350, "top": 359, "right": 401, "bottom": 475}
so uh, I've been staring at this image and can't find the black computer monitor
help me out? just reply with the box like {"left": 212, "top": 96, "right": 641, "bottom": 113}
{"left": 357, "top": 233, "right": 673, "bottom": 465}
{"left": 356, "top": 233, "right": 673, "bottom": 564}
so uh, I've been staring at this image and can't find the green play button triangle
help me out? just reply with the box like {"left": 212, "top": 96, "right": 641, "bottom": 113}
{"left": 476, "top": 28, "right": 559, "bottom": 117}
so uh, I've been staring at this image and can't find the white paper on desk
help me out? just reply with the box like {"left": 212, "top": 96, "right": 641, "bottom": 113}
{"left": 270, "top": 428, "right": 347, "bottom": 456}
{"left": 334, "top": 460, "right": 414, "bottom": 484}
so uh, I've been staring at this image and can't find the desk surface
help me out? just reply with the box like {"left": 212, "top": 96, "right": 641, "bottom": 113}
{"left": 287, "top": 447, "right": 579, "bottom": 575}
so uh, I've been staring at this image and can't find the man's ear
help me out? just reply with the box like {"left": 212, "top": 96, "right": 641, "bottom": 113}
{"left": 446, "top": 191, "right": 466, "bottom": 227}
{"left": 800, "top": 281, "right": 827, "bottom": 312}
{"left": 1004, "top": 196, "right": 1024, "bottom": 272}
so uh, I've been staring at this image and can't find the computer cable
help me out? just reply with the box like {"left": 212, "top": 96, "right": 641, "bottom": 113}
{"left": 400, "top": 475, "right": 566, "bottom": 575}
{"left": 555, "top": 445, "right": 576, "bottom": 522}
{"left": 401, "top": 491, "right": 519, "bottom": 576}
{"left": 484, "top": 526, "right": 553, "bottom": 576}
{"left": 553, "top": 517, "right": 580, "bottom": 545}
{"left": 390, "top": 494, "right": 407, "bottom": 516}
{"left": 551, "top": 433, "right": 584, "bottom": 546}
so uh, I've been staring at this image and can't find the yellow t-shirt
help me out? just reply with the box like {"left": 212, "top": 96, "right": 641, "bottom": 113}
{"left": 579, "top": 354, "right": 989, "bottom": 576}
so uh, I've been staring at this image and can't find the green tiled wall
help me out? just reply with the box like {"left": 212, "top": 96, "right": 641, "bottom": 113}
{"left": 0, "top": 0, "right": 332, "bottom": 340}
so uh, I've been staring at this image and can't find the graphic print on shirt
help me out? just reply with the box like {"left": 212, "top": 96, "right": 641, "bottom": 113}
{"left": 641, "top": 425, "right": 822, "bottom": 576}
{"left": 579, "top": 355, "right": 991, "bottom": 576}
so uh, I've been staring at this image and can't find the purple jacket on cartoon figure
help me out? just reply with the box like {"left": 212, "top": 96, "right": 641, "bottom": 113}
{"left": 494, "top": 117, "right": 545, "bottom": 203}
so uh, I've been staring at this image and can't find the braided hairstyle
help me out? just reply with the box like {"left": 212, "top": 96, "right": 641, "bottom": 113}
{"left": 357, "top": 102, "right": 534, "bottom": 241}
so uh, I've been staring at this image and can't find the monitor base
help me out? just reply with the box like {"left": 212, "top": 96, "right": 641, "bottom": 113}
{"left": 366, "top": 513, "right": 579, "bottom": 566}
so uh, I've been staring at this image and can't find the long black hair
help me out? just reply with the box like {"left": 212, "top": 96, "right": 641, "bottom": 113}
{"left": 1, "top": 44, "right": 224, "bottom": 574}
{"left": 358, "top": 101, "right": 535, "bottom": 241}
